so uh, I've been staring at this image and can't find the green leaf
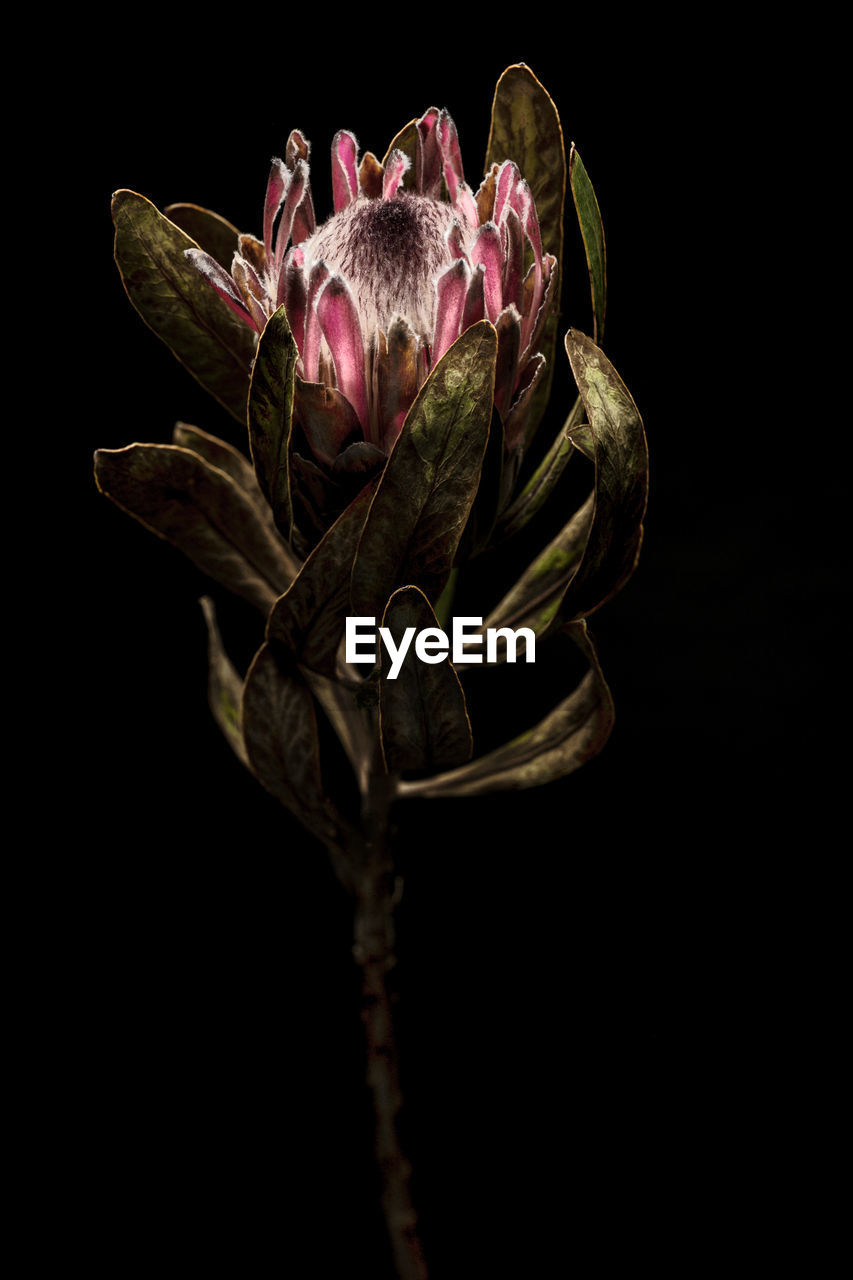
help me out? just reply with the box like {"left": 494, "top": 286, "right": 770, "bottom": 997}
{"left": 242, "top": 641, "right": 343, "bottom": 848}
{"left": 398, "top": 621, "right": 613, "bottom": 797}
{"left": 200, "top": 596, "right": 249, "bottom": 766}
{"left": 560, "top": 330, "right": 648, "bottom": 620}
{"left": 112, "top": 190, "right": 256, "bottom": 423}
{"left": 496, "top": 394, "right": 584, "bottom": 542}
{"left": 163, "top": 202, "right": 241, "bottom": 272}
{"left": 247, "top": 303, "right": 298, "bottom": 541}
{"left": 569, "top": 146, "right": 607, "bottom": 344}
{"left": 379, "top": 586, "right": 473, "bottom": 773}
{"left": 266, "top": 481, "right": 378, "bottom": 678}
{"left": 485, "top": 65, "right": 566, "bottom": 439}
{"left": 351, "top": 321, "right": 497, "bottom": 618}
{"left": 476, "top": 330, "right": 647, "bottom": 645}
{"left": 456, "top": 406, "right": 505, "bottom": 561}
{"left": 94, "top": 443, "right": 293, "bottom": 613}
{"left": 479, "top": 492, "right": 595, "bottom": 646}
{"left": 171, "top": 423, "right": 300, "bottom": 584}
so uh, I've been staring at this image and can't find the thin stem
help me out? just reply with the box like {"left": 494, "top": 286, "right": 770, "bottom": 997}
{"left": 353, "top": 769, "right": 428, "bottom": 1280}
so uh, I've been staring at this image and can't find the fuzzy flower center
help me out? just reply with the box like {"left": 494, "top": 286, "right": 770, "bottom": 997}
{"left": 300, "top": 192, "right": 472, "bottom": 339}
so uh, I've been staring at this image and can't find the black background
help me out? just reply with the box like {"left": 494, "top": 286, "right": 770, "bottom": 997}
{"left": 61, "top": 26, "right": 835, "bottom": 1275}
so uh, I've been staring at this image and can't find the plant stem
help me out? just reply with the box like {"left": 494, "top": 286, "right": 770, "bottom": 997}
{"left": 353, "top": 770, "right": 428, "bottom": 1280}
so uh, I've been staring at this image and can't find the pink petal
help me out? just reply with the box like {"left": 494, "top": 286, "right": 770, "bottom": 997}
{"left": 416, "top": 107, "right": 442, "bottom": 198}
{"left": 462, "top": 262, "right": 485, "bottom": 330}
{"left": 281, "top": 247, "right": 307, "bottom": 355}
{"left": 455, "top": 181, "right": 479, "bottom": 230}
{"left": 470, "top": 223, "right": 504, "bottom": 323}
{"left": 512, "top": 178, "right": 543, "bottom": 261}
{"left": 317, "top": 274, "right": 369, "bottom": 431}
{"left": 185, "top": 249, "right": 258, "bottom": 331}
{"left": 383, "top": 149, "right": 411, "bottom": 200}
{"left": 493, "top": 160, "right": 519, "bottom": 228}
{"left": 263, "top": 158, "right": 289, "bottom": 260}
{"left": 502, "top": 206, "right": 523, "bottom": 310}
{"left": 303, "top": 259, "right": 330, "bottom": 382}
{"left": 292, "top": 189, "right": 315, "bottom": 245}
{"left": 437, "top": 109, "right": 465, "bottom": 202}
{"left": 445, "top": 219, "right": 468, "bottom": 261}
{"left": 431, "top": 258, "right": 470, "bottom": 365}
{"left": 275, "top": 158, "right": 308, "bottom": 268}
{"left": 331, "top": 129, "right": 359, "bottom": 211}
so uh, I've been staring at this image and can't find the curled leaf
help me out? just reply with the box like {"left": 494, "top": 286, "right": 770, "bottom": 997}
{"left": 398, "top": 621, "right": 613, "bottom": 797}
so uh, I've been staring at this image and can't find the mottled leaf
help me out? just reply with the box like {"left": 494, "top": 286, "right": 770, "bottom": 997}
{"left": 485, "top": 65, "right": 566, "bottom": 437}
{"left": 560, "top": 330, "right": 648, "bottom": 619}
{"left": 247, "top": 303, "right": 298, "bottom": 540}
{"left": 172, "top": 423, "right": 300, "bottom": 583}
{"left": 496, "top": 395, "right": 584, "bottom": 542}
{"left": 351, "top": 321, "right": 496, "bottom": 617}
{"left": 200, "top": 596, "right": 248, "bottom": 766}
{"left": 242, "top": 641, "right": 342, "bottom": 847}
{"left": 94, "top": 444, "right": 292, "bottom": 613}
{"left": 112, "top": 190, "right": 256, "bottom": 422}
{"left": 379, "top": 586, "right": 473, "bottom": 773}
{"left": 478, "top": 330, "right": 647, "bottom": 642}
{"left": 478, "top": 492, "right": 594, "bottom": 646}
{"left": 164, "top": 202, "right": 241, "bottom": 272}
{"left": 569, "top": 146, "right": 607, "bottom": 343}
{"left": 266, "top": 481, "right": 378, "bottom": 678}
{"left": 456, "top": 406, "right": 505, "bottom": 561}
{"left": 398, "top": 621, "right": 613, "bottom": 797}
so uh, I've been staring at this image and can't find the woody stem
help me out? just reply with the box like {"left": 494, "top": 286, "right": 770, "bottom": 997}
{"left": 353, "top": 768, "right": 428, "bottom": 1280}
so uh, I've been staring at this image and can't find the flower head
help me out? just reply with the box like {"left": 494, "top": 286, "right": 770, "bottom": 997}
{"left": 187, "top": 108, "right": 556, "bottom": 472}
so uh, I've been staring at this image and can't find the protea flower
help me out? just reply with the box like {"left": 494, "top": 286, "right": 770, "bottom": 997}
{"left": 186, "top": 108, "right": 556, "bottom": 497}
{"left": 98, "top": 65, "right": 649, "bottom": 1279}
